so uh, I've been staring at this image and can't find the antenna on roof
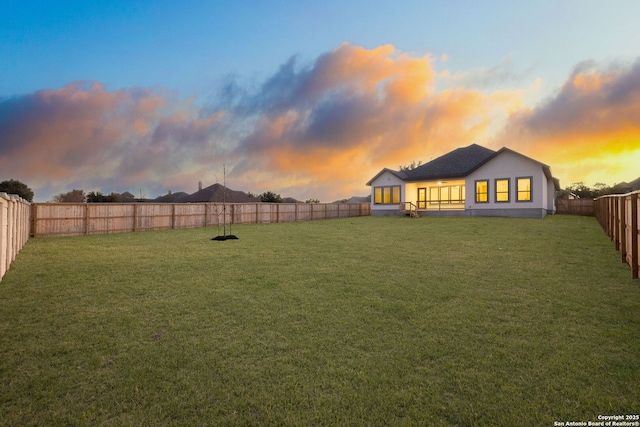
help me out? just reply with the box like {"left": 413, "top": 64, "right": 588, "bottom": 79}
{"left": 212, "top": 163, "right": 239, "bottom": 241}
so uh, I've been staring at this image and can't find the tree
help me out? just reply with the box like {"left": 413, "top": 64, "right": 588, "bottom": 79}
{"left": 86, "top": 191, "right": 121, "bottom": 203}
{"left": 305, "top": 198, "right": 320, "bottom": 204}
{"left": 593, "top": 182, "right": 615, "bottom": 197}
{"left": 51, "top": 189, "right": 86, "bottom": 203}
{"left": 259, "top": 191, "right": 283, "bottom": 203}
{"left": 399, "top": 160, "right": 423, "bottom": 172}
{"left": 0, "top": 179, "right": 34, "bottom": 202}
{"left": 565, "top": 182, "right": 615, "bottom": 199}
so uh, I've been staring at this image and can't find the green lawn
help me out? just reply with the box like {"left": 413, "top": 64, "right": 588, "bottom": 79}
{"left": 1, "top": 215, "right": 638, "bottom": 426}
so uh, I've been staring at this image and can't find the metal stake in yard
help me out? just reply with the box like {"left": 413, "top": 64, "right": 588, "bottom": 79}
{"left": 212, "top": 163, "right": 238, "bottom": 241}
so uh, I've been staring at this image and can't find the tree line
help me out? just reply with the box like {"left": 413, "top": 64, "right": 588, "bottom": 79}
{"left": 0, "top": 180, "right": 323, "bottom": 203}
{"left": 4, "top": 177, "right": 628, "bottom": 205}
{"left": 563, "top": 182, "right": 627, "bottom": 199}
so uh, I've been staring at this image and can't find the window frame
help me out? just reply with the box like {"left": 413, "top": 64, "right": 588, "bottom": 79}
{"left": 516, "top": 176, "right": 533, "bottom": 202}
{"left": 495, "top": 178, "right": 511, "bottom": 203}
{"left": 475, "top": 179, "right": 489, "bottom": 203}
{"left": 373, "top": 185, "right": 401, "bottom": 205}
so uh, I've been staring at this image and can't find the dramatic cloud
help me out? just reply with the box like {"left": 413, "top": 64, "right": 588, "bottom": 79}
{"left": 0, "top": 81, "right": 226, "bottom": 199}
{"left": 495, "top": 58, "right": 640, "bottom": 186}
{"left": 1, "top": 44, "right": 637, "bottom": 202}
{"left": 223, "top": 43, "right": 508, "bottom": 200}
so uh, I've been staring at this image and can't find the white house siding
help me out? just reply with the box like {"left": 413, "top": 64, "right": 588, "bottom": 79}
{"left": 370, "top": 170, "right": 406, "bottom": 216}
{"left": 465, "top": 150, "right": 550, "bottom": 218}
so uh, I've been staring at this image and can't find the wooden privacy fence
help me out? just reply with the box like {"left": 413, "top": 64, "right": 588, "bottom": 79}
{"left": 31, "top": 202, "right": 371, "bottom": 238}
{"left": 556, "top": 198, "right": 595, "bottom": 216}
{"left": 0, "top": 193, "right": 31, "bottom": 281}
{"left": 594, "top": 191, "right": 639, "bottom": 279}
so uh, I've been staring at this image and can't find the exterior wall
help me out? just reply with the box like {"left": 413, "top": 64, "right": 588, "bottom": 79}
{"left": 369, "top": 171, "right": 406, "bottom": 214}
{"left": 465, "top": 150, "right": 550, "bottom": 218}
{"left": 405, "top": 182, "right": 418, "bottom": 206}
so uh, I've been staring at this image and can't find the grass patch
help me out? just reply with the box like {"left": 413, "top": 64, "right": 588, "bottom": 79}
{"left": 1, "top": 215, "right": 638, "bottom": 425}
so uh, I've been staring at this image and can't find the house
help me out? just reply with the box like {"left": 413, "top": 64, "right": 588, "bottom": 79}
{"left": 179, "top": 183, "right": 260, "bottom": 203}
{"left": 366, "top": 144, "right": 560, "bottom": 218}
{"left": 611, "top": 177, "right": 640, "bottom": 194}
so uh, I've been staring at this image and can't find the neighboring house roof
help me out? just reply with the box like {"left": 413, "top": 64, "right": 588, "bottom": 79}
{"left": 179, "top": 183, "right": 260, "bottom": 203}
{"left": 120, "top": 191, "right": 136, "bottom": 201}
{"left": 345, "top": 195, "right": 371, "bottom": 203}
{"left": 282, "top": 197, "right": 302, "bottom": 203}
{"left": 367, "top": 143, "right": 560, "bottom": 190}
{"left": 614, "top": 177, "right": 640, "bottom": 193}
{"left": 153, "top": 192, "right": 189, "bottom": 203}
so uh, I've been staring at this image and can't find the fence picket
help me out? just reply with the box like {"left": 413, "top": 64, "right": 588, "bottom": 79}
{"left": 594, "top": 191, "right": 640, "bottom": 279}
{"left": 0, "top": 193, "right": 31, "bottom": 282}
{"left": 30, "top": 202, "right": 371, "bottom": 238}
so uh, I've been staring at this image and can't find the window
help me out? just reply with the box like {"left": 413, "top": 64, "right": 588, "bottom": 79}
{"left": 374, "top": 185, "right": 401, "bottom": 204}
{"left": 429, "top": 187, "right": 439, "bottom": 206}
{"left": 517, "top": 177, "right": 532, "bottom": 202}
{"left": 495, "top": 178, "right": 510, "bottom": 202}
{"left": 450, "top": 185, "right": 462, "bottom": 204}
{"left": 475, "top": 180, "right": 489, "bottom": 203}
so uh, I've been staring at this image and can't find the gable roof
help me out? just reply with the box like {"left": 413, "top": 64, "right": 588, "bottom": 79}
{"left": 366, "top": 143, "right": 560, "bottom": 190}
{"left": 490, "top": 147, "right": 559, "bottom": 190}
{"left": 179, "top": 183, "right": 260, "bottom": 203}
{"left": 404, "top": 144, "right": 496, "bottom": 180}
{"left": 367, "top": 144, "right": 495, "bottom": 185}
{"left": 365, "top": 168, "right": 409, "bottom": 186}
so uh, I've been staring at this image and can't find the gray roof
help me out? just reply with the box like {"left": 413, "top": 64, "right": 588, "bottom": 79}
{"left": 179, "top": 184, "right": 260, "bottom": 203}
{"left": 366, "top": 143, "right": 559, "bottom": 189}
{"left": 366, "top": 144, "right": 495, "bottom": 185}
{"left": 403, "top": 144, "right": 496, "bottom": 180}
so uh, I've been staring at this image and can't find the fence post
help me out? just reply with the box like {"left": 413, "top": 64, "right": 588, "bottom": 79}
{"left": 83, "top": 204, "right": 89, "bottom": 235}
{"left": 0, "top": 194, "right": 7, "bottom": 279}
{"left": 620, "top": 196, "right": 627, "bottom": 264}
{"left": 615, "top": 197, "right": 621, "bottom": 250}
{"left": 6, "top": 196, "right": 14, "bottom": 266}
{"left": 133, "top": 204, "right": 138, "bottom": 232}
{"left": 631, "top": 193, "right": 638, "bottom": 279}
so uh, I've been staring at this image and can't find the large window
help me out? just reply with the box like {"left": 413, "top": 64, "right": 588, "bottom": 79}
{"left": 517, "top": 177, "right": 532, "bottom": 202}
{"left": 475, "top": 180, "right": 489, "bottom": 203}
{"left": 374, "top": 185, "right": 401, "bottom": 204}
{"left": 495, "top": 178, "right": 510, "bottom": 203}
{"left": 428, "top": 185, "right": 465, "bottom": 205}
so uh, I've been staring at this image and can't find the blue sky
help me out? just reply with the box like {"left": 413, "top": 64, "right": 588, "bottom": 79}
{"left": 1, "top": 1, "right": 639, "bottom": 201}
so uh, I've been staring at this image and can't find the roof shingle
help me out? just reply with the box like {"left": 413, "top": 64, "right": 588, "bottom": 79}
{"left": 403, "top": 144, "right": 496, "bottom": 180}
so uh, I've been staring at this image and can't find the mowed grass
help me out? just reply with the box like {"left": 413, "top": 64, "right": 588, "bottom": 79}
{"left": 0, "top": 215, "right": 638, "bottom": 426}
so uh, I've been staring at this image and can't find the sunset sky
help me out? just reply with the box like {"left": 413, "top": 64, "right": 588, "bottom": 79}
{"left": 1, "top": 1, "right": 639, "bottom": 202}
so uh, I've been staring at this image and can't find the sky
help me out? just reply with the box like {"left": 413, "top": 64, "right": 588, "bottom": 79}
{"left": 1, "top": 1, "right": 639, "bottom": 202}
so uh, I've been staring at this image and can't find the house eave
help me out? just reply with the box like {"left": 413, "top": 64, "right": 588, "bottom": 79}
{"left": 366, "top": 168, "right": 408, "bottom": 186}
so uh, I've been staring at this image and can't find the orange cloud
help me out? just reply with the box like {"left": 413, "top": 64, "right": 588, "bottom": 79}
{"left": 494, "top": 59, "right": 640, "bottom": 187}
{"left": 3, "top": 44, "right": 637, "bottom": 203}
{"left": 220, "top": 43, "right": 519, "bottom": 201}
{"left": 0, "top": 81, "right": 225, "bottom": 199}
